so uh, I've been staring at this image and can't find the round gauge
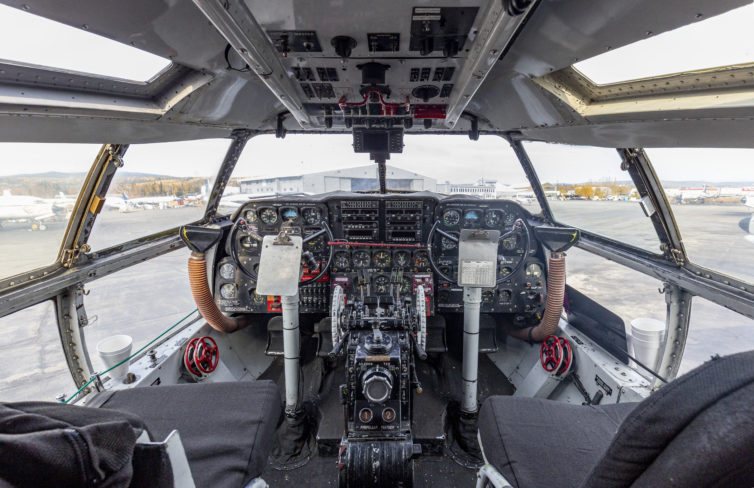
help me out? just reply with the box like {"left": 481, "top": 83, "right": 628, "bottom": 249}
{"left": 353, "top": 251, "right": 371, "bottom": 268}
{"left": 441, "top": 236, "right": 457, "bottom": 251}
{"left": 219, "top": 263, "right": 235, "bottom": 280}
{"left": 244, "top": 209, "right": 258, "bottom": 223}
{"left": 502, "top": 235, "right": 518, "bottom": 250}
{"left": 464, "top": 210, "right": 481, "bottom": 225}
{"left": 281, "top": 207, "right": 298, "bottom": 221}
{"left": 373, "top": 275, "right": 390, "bottom": 294}
{"left": 334, "top": 251, "right": 350, "bottom": 269}
{"left": 373, "top": 251, "right": 391, "bottom": 268}
{"left": 526, "top": 263, "right": 543, "bottom": 278}
{"left": 413, "top": 251, "right": 429, "bottom": 268}
{"left": 504, "top": 212, "right": 517, "bottom": 227}
{"left": 302, "top": 207, "right": 322, "bottom": 225}
{"left": 400, "top": 276, "right": 413, "bottom": 294}
{"left": 484, "top": 210, "right": 501, "bottom": 227}
{"left": 240, "top": 236, "right": 257, "bottom": 249}
{"left": 482, "top": 290, "right": 495, "bottom": 303}
{"left": 394, "top": 250, "right": 410, "bottom": 267}
{"left": 259, "top": 208, "right": 278, "bottom": 225}
{"left": 442, "top": 209, "right": 460, "bottom": 227}
{"left": 220, "top": 283, "right": 236, "bottom": 299}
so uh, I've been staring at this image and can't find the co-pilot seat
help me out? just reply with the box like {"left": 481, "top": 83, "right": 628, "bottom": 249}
{"left": 90, "top": 381, "right": 281, "bottom": 488}
{"left": 477, "top": 350, "right": 754, "bottom": 488}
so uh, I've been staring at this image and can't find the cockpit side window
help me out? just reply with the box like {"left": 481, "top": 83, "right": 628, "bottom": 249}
{"left": 87, "top": 139, "right": 229, "bottom": 251}
{"left": 0, "top": 142, "right": 98, "bottom": 280}
{"left": 522, "top": 141, "right": 661, "bottom": 253}
{"left": 0, "top": 300, "right": 76, "bottom": 401}
{"left": 647, "top": 147, "right": 754, "bottom": 285}
{"left": 222, "top": 134, "right": 541, "bottom": 215}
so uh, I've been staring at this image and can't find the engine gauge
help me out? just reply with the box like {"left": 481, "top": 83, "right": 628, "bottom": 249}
{"left": 244, "top": 209, "right": 258, "bottom": 223}
{"left": 259, "top": 208, "right": 278, "bottom": 225}
{"left": 334, "top": 251, "right": 350, "bottom": 269}
{"left": 463, "top": 209, "right": 480, "bottom": 226}
{"left": 504, "top": 212, "right": 517, "bottom": 227}
{"left": 484, "top": 210, "right": 501, "bottom": 227}
{"left": 413, "top": 251, "right": 429, "bottom": 268}
{"left": 353, "top": 251, "right": 371, "bottom": 268}
{"left": 373, "top": 275, "right": 390, "bottom": 294}
{"left": 281, "top": 207, "right": 298, "bottom": 221}
{"left": 442, "top": 209, "right": 460, "bottom": 227}
{"left": 373, "top": 251, "right": 391, "bottom": 268}
{"left": 526, "top": 263, "right": 543, "bottom": 278}
{"left": 219, "top": 263, "right": 235, "bottom": 280}
{"left": 302, "top": 207, "right": 322, "bottom": 225}
{"left": 220, "top": 283, "right": 236, "bottom": 299}
{"left": 394, "top": 250, "right": 410, "bottom": 267}
{"left": 482, "top": 290, "right": 495, "bottom": 304}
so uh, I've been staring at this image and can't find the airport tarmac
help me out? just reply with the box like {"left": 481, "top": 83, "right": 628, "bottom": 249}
{"left": 1, "top": 201, "right": 752, "bottom": 401}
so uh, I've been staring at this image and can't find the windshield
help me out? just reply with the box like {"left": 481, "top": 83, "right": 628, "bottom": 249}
{"left": 0, "top": 143, "right": 98, "bottom": 279}
{"left": 224, "top": 134, "right": 540, "bottom": 213}
{"left": 523, "top": 142, "right": 660, "bottom": 252}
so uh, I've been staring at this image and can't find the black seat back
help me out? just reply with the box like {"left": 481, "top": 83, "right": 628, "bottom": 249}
{"left": 582, "top": 350, "right": 754, "bottom": 488}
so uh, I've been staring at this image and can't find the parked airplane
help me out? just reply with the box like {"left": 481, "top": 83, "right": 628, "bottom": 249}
{"left": 0, "top": 190, "right": 73, "bottom": 229}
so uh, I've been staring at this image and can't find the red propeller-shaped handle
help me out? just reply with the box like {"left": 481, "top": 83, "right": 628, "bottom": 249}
{"left": 193, "top": 336, "right": 219, "bottom": 374}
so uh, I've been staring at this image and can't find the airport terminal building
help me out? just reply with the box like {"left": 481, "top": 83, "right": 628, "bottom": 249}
{"left": 239, "top": 165, "right": 437, "bottom": 194}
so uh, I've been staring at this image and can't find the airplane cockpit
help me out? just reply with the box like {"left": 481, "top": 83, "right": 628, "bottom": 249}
{"left": 1, "top": 1, "right": 754, "bottom": 487}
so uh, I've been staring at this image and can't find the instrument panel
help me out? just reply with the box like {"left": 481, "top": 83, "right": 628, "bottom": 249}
{"left": 213, "top": 193, "right": 547, "bottom": 324}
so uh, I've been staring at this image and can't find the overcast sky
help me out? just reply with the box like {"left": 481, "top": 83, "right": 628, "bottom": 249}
{"left": 0, "top": 3, "right": 752, "bottom": 186}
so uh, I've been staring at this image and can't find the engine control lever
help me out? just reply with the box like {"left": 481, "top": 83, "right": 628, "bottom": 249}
{"left": 329, "top": 332, "right": 349, "bottom": 358}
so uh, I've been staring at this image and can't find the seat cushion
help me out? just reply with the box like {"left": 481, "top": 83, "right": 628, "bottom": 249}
{"left": 478, "top": 396, "right": 636, "bottom": 488}
{"left": 582, "top": 350, "right": 754, "bottom": 488}
{"left": 93, "top": 381, "right": 281, "bottom": 488}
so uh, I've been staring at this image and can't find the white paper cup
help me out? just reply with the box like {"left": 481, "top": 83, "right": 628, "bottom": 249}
{"left": 96, "top": 335, "right": 133, "bottom": 380}
{"left": 627, "top": 318, "right": 665, "bottom": 371}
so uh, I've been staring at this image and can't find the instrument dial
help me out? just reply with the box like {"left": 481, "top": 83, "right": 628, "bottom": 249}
{"left": 394, "top": 250, "right": 410, "bottom": 267}
{"left": 251, "top": 289, "right": 265, "bottom": 305}
{"left": 463, "top": 209, "right": 481, "bottom": 226}
{"left": 442, "top": 209, "right": 460, "bottom": 227}
{"left": 502, "top": 236, "right": 518, "bottom": 250}
{"left": 484, "top": 210, "right": 501, "bottom": 227}
{"left": 373, "top": 251, "right": 391, "bottom": 268}
{"left": 259, "top": 208, "right": 278, "bottom": 225}
{"left": 334, "top": 251, "right": 350, "bottom": 269}
{"left": 373, "top": 275, "right": 390, "bottom": 294}
{"left": 219, "top": 263, "right": 235, "bottom": 280}
{"left": 302, "top": 207, "right": 322, "bottom": 225}
{"left": 413, "top": 251, "right": 429, "bottom": 268}
{"left": 244, "top": 209, "right": 258, "bottom": 223}
{"left": 220, "top": 283, "right": 236, "bottom": 299}
{"left": 281, "top": 207, "right": 298, "bottom": 221}
{"left": 504, "top": 213, "right": 517, "bottom": 227}
{"left": 526, "top": 263, "right": 543, "bottom": 278}
{"left": 441, "top": 236, "right": 457, "bottom": 251}
{"left": 353, "top": 251, "right": 371, "bottom": 268}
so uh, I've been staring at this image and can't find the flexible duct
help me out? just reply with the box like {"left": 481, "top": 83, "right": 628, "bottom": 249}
{"left": 509, "top": 253, "right": 566, "bottom": 343}
{"left": 188, "top": 253, "right": 248, "bottom": 333}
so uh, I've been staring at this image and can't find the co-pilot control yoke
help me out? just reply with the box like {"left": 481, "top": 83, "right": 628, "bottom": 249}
{"left": 255, "top": 226, "right": 303, "bottom": 416}
{"left": 458, "top": 229, "right": 500, "bottom": 414}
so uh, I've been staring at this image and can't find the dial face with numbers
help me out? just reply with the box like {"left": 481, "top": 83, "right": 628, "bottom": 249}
{"left": 373, "top": 275, "right": 390, "bottom": 294}
{"left": 373, "top": 251, "right": 391, "bottom": 267}
{"left": 353, "top": 251, "right": 370, "bottom": 268}
{"left": 394, "top": 251, "right": 410, "bottom": 267}
{"left": 334, "top": 251, "right": 350, "bottom": 269}
{"left": 260, "top": 208, "right": 278, "bottom": 225}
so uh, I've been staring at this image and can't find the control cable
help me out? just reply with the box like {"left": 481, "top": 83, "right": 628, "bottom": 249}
{"left": 61, "top": 308, "right": 199, "bottom": 404}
